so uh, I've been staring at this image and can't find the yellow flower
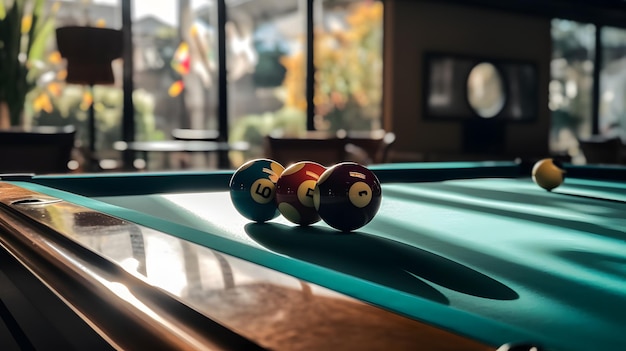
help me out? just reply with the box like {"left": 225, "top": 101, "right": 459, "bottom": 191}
{"left": 57, "top": 69, "right": 68, "bottom": 80}
{"left": 33, "top": 93, "right": 53, "bottom": 113}
{"left": 47, "top": 82, "right": 62, "bottom": 97}
{"left": 171, "top": 42, "right": 190, "bottom": 75}
{"left": 22, "top": 15, "right": 32, "bottom": 34}
{"left": 168, "top": 80, "right": 184, "bottom": 97}
{"left": 48, "top": 51, "right": 62, "bottom": 64}
{"left": 280, "top": 49, "right": 306, "bottom": 110}
{"left": 80, "top": 91, "right": 93, "bottom": 111}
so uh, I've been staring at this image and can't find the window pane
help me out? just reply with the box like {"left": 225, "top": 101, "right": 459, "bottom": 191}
{"left": 600, "top": 26, "right": 626, "bottom": 142}
{"left": 315, "top": 0, "right": 383, "bottom": 132}
{"left": 227, "top": 0, "right": 306, "bottom": 166}
{"left": 550, "top": 19, "right": 595, "bottom": 162}
{"left": 132, "top": 0, "right": 219, "bottom": 169}
{"left": 29, "top": 0, "right": 123, "bottom": 170}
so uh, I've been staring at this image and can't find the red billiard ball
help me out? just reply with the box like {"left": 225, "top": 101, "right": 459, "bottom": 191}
{"left": 276, "top": 161, "right": 326, "bottom": 225}
{"left": 313, "top": 162, "right": 382, "bottom": 232}
{"left": 229, "top": 158, "right": 285, "bottom": 222}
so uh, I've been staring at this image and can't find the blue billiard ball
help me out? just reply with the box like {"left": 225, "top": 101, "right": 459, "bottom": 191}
{"left": 229, "top": 158, "right": 285, "bottom": 222}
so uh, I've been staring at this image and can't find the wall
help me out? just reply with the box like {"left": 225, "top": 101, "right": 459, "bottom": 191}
{"left": 383, "top": 0, "right": 552, "bottom": 161}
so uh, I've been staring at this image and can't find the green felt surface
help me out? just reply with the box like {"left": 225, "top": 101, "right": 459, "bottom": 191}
{"left": 10, "top": 168, "right": 626, "bottom": 351}
{"left": 374, "top": 178, "right": 626, "bottom": 351}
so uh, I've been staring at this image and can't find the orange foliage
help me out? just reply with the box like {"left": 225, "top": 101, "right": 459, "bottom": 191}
{"left": 279, "top": 1, "right": 383, "bottom": 123}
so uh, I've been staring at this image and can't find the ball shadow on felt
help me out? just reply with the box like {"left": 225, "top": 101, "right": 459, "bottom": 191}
{"left": 245, "top": 223, "right": 519, "bottom": 305}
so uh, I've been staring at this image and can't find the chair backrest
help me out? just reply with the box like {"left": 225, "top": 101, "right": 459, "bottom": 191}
{"left": 0, "top": 125, "right": 76, "bottom": 174}
{"left": 265, "top": 135, "right": 347, "bottom": 167}
{"left": 265, "top": 129, "right": 396, "bottom": 167}
{"left": 578, "top": 136, "right": 623, "bottom": 164}
{"left": 344, "top": 130, "right": 396, "bottom": 164}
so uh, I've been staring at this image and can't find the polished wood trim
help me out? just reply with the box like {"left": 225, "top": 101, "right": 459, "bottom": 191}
{"left": 0, "top": 183, "right": 263, "bottom": 350}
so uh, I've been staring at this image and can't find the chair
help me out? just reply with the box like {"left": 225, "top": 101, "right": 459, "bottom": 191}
{"left": 578, "top": 136, "right": 623, "bottom": 165}
{"left": 265, "top": 129, "right": 396, "bottom": 167}
{"left": 0, "top": 125, "right": 76, "bottom": 174}
{"left": 344, "top": 130, "right": 396, "bottom": 164}
{"left": 264, "top": 134, "right": 347, "bottom": 167}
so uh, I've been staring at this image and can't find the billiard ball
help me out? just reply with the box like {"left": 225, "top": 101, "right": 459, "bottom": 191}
{"left": 496, "top": 343, "right": 544, "bottom": 351}
{"left": 229, "top": 158, "right": 285, "bottom": 222}
{"left": 276, "top": 161, "right": 326, "bottom": 225}
{"left": 532, "top": 158, "right": 565, "bottom": 191}
{"left": 313, "top": 162, "right": 382, "bottom": 232}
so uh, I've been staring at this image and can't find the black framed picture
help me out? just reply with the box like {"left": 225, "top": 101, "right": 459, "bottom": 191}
{"left": 423, "top": 52, "right": 538, "bottom": 121}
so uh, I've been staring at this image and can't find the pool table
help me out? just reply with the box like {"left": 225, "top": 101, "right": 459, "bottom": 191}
{"left": 0, "top": 161, "right": 624, "bottom": 350}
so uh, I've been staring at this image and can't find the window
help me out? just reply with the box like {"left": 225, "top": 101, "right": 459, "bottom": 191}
{"left": 131, "top": 0, "right": 219, "bottom": 170}
{"left": 228, "top": 0, "right": 384, "bottom": 166}
{"left": 27, "top": 0, "right": 384, "bottom": 170}
{"left": 26, "top": 0, "right": 123, "bottom": 169}
{"left": 550, "top": 19, "right": 595, "bottom": 163}
{"left": 600, "top": 26, "right": 626, "bottom": 142}
{"left": 227, "top": 0, "right": 306, "bottom": 164}
{"left": 314, "top": 0, "right": 383, "bottom": 132}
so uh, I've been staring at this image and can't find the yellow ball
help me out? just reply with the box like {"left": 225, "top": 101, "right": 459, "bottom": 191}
{"left": 532, "top": 158, "right": 565, "bottom": 191}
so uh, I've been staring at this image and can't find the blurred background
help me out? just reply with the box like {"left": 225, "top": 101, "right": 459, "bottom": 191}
{"left": 2, "top": 0, "right": 626, "bottom": 171}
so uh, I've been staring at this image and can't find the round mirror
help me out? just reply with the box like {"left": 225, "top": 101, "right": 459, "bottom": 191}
{"left": 466, "top": 62, "right": 506, "bottom": 118}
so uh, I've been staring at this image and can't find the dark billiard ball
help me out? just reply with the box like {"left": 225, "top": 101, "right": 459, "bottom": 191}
{"left": 229, "top": 158, "right": 285, "bottom": 222}
{"left": 313, "top": 162, "right": 382, "bottom": 232}
{"left": 496, "top": 342, "right": 544, "bottom": 351}
{"left": 276, "top": 161, "right": 326, "bottom": 225}
{"left": 532, "top": 158, "right": 565, "bottom": 191}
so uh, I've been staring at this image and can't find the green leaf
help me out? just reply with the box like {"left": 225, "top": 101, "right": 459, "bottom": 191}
{"left": 27, "top": 15, "right": 54, "bottom": 62}
{"left": 29, "top": 0, "right": 45, "bottom": 44}
{"left": 32, "top": 0, "right": 44, "bottom": 23}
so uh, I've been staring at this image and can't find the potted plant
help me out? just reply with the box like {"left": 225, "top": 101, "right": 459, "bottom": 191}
{"left": 0, "top": 0, "right": 57, "bottom": 128}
